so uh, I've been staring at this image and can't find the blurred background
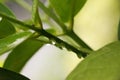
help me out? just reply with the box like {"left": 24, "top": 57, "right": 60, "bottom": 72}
{"left": 5, "top": 0, "right": 46, "bottom": 19}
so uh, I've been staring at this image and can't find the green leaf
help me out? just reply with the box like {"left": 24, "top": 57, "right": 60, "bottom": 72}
{"left": 3, "top": 39, "right": 45, "bottom": 72}
{"left": 0, "top": 3, "right": 15, "bottom": 17}
{"left": 0, "top": 3, "right": 16, "bottom": 38}
{"left": 49, "top": 0, "right": 87, "bottom": 22}
{"left": 32, "top": 0, "right": 42, "bottom": 28}
{"left": 66, "top": 41, "right": 120, "bottom": 80}
{"left": 73, "top": 0, "right": 87, "bottom": 16}
{"left": 0, "top": 67, "right": 30, "bottom": 80}
{"left": 0, "top": 18, "right": 16, "bottom": 38}
{"left": 0, "top": 31, "right": 32, "bottom": 55}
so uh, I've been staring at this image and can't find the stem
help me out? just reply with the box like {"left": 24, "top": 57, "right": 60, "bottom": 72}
{"left": 0, "top": 12, "right": 92, "bottom": 58}
{"left": 67, "top": 31, "right": 92, "bottom": 50}
{"left": 38, "top": 1, "right": 67, "bottom": 31}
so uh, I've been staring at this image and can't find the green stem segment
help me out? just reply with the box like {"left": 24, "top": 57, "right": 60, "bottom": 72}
{"left": 38, "top": 1, "right": 67, "bottom": 31}
{"left": 67, "top": 31, "right": 92, "bottom": 50}
{"left": 0, "top": 12, "right": 92, "bottom": 58}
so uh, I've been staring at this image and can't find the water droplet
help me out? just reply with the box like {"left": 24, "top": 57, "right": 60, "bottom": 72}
{"left": 51, "top": 41, "right": 56, "bottom": 45}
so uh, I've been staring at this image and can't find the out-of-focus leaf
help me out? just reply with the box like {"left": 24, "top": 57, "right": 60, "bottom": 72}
{"left": 49, "top": 0, "right": 87, "bottom": 22}
{"left": 3, "top": 39, "right": 45, "bottom": 72}
{"left": 0, "top": 3, "right": 16, "bottom": 38}
{"left": 66, "top": 41, "right": 120, "bottom": 80}
{"left": 0, "top": 31, "right": 32, "bottom": 55}
{"left": 0, "top": 18, "right": 16, "bottom": 38}
{"left": 0, "top": 67, "right": 30, "bottom": 80}
{"left": 0, "top": 3, "right": 15, "bottom": 17}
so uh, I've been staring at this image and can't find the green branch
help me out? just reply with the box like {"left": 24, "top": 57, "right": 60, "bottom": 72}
{"left": 0, "top": 12, "right": 92, "bottom": 58}
{"left": 41, "top": 30, "right": 91, "bottom": 58}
